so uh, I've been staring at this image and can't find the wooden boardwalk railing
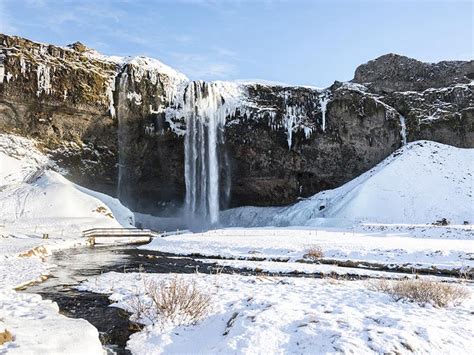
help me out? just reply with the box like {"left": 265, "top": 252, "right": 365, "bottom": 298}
{"left": 83, "top": 228, "right": 162, "bottom": 244}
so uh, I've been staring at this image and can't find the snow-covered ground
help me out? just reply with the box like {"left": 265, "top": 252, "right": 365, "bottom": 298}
{"left": 0, "top": 134, "right": 134, "bottom": 237}
{"left": 221, "top": 141, "right": 474, "bottom": 227}
{"left": 143, "top": 226, "right": 473, "bottom": 274}
{"left": 80, "top": 272, "right": 473, "bottom": 354}
{"left": 1, "top": 133, "right": 473, "bottom": 354}
{"left": 0, "top": 229, "right": 105, "bottom": 354}
{"left": 0, "top": 134, "right": 135, "bottom": 354}
{"left": 0, "top": 289, "right": 103, "bottom": 354}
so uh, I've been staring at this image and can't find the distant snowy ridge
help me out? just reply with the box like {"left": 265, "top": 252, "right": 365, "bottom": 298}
{"left": 0, "top": 134, "right": 134, "bottom": 234}
{"left": 221, "top": 141, "right": 474, "bottom": 226}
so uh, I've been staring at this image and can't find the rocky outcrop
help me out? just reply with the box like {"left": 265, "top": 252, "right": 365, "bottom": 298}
{"left": 113, "top": 58, "right": 187, "bottom": 211}
{"left": 1, "top": 34, "right": 473, "bottom": 217}
{"left": 0, "top": 34, "right": 120, "bottom": 195}
{"left": 224, "top": 82, "right": 402, "bottom": 207}
{"left": 353, "top": 53, "right": 473, "bottom": 93}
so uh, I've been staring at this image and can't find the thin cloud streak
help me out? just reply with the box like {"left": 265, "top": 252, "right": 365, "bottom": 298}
{"left": 169, "top": 52, "right": 237, "bottom": 79}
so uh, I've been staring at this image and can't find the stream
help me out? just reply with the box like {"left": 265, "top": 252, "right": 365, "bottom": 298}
{"left": 22, "top": 244, "right": 262, "bottom": 354}
{"left": 22, "top": 243, "right": 453, "bottom": 354}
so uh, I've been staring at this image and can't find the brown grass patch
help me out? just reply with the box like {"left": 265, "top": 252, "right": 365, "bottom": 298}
{"left": 128, "top": 277, "right": 211, "bottom": 328}
{"left": 93, "top": 206, "right": 114, "bottom": 219}
{"left": 368, "top": 278, "right": 470, "bottom": 307}
{"left": 0, "top": 329, "right": 13, "bottom": 345}
{"left": 303, "top": 246, "right": 324, "bottom": 260}
{"left": 19, "top": 246, "right": 48, "bottom": 259}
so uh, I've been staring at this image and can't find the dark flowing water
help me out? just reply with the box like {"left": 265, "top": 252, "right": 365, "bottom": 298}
{"left": 23, "top": 244, "right": 257, "bottom": 354}
{"left": 23, "top": 243, "right": 381, "bottom": 354}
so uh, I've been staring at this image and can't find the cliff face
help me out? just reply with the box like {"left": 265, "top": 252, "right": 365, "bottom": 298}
{"left": 1, "top": 34, "right": 473, "bottom": 216}
{"left": 0, "top": 35, "right": 119, "bottom": 195}
{"left": 353, "top": 53, "right": 474, "bottom": 93}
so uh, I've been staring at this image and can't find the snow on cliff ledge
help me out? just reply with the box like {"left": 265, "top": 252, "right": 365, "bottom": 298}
{"left": 0, "top": 134, "right": 134, "bottom": 235}
{"left": 222, "top": 141, "right": 474, "bottom": 226}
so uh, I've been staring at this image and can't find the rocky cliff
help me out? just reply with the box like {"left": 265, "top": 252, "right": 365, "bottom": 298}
{"left": 1, "top": 34, "right": 473, "bottom": 220}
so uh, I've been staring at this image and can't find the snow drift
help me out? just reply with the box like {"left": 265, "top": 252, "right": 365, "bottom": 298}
{"left": 0, "top": 134, "right": 134, "bottom": 235}
{"left": 221, "top": 141, "right": 474, "bottom": 226}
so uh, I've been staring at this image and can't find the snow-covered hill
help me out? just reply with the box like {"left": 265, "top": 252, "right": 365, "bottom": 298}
{"left": 221, "top": 141, "right": 474, "bottom": 226}
{"left": 0, "top": 134, "right": 134, "bottom": 236}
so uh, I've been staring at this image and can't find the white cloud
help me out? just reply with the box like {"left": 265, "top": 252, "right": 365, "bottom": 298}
{"left": 196, "top": 62, "right": 236, "bottom": 77}
{"left": 169, "top": 52, "right": 237, "bottom": 79}
{"left": 213, "top": 46, "right": 239, "bottom": 59}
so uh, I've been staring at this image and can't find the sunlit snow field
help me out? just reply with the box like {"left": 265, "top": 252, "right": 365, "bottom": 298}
{"left": 1, "top": 133, "right": 473, "bottom": 354}
{"left": 80, "top": 272, "right": 474, "bottom": 355}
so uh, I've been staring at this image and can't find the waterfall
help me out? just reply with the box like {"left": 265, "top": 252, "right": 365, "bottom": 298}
{"left": 116, "top": 70, "right": 129, "bottom": 201}
{"left": 182, "top": 81, "right": 239, "bottom": 226}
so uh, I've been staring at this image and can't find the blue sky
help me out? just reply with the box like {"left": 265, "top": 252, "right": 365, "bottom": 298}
{"left": 1, "top": 0, "right": 472, "bottom": 87}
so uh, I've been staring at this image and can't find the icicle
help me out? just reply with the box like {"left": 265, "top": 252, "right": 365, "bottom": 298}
{"left": 399, "top": 114, "right": 407, "bottom": 145}
{"left": 319, "top": 92, "right": 330, "bottom": 132}
{"left": 20, "top": 56, "right": 27, "bottom": 74}
{"left": 284, "top": 106, "right": 296, "bottom": 150}
{"left": 36, "top": 64, "right": 51, "bottom": 96}
{"left": 106, "top": 75, "right": 116, "bottom": 118}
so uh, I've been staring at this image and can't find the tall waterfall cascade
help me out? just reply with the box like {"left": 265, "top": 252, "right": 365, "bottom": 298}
{"left": 182, "top": 81, "right": 242, "bottom": 225}
{"left": 116, "top": 70, "right": 130, "bottom": 202}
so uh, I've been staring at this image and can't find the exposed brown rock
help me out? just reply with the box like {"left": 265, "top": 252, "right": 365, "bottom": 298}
{"left": 1, "top": 34, "right": 472, "bottom": 214}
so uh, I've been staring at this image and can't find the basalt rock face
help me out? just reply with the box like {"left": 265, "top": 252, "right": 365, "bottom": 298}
{"left": 353, "top": 53, "right": 474, "bottom": 93}
{"left": 1, "top": 34, "right": 473, "bottom": 216}
{"left": 0, "top": 34, "right": 188, "bottom": 208}
{"left": 224, "top": 83, "right": 402, "bottom": 207}
{"left": 0, "top": 34, "right": 119, "bottom": 195}
{"left": 353, "top": 54, "right": 474, "bottom": 148}
{"left": 113, "top": 58, "right": 188, "bottom": 212}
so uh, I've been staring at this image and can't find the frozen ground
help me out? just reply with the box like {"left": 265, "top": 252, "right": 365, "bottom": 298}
{"left": 0, "top": 134, "right": 134, "bottom": 354}
{"left": 0, "top": 229, "right": 105, "bottom": 355}
{"left": 80, "top": 271, "right": 473, "bottom": 355}
{"left": 143, "top": 225, "right": 473, "bottom": 274}
{"left": 1, "top": 133, "right": 473, "bottom": 354}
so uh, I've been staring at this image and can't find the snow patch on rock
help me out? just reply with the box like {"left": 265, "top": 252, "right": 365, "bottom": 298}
{"left": 127, "top": 91, "right": 142, "bottom": 105}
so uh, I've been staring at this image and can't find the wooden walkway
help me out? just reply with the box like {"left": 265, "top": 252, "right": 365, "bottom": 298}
{"left": 83, "top": 228, "right": 161, "bottom": 244}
